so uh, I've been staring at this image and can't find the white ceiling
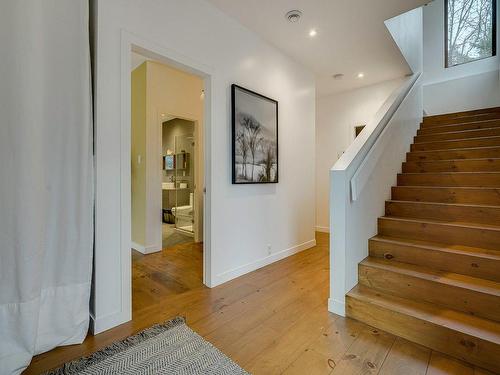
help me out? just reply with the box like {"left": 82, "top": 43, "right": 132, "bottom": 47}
{"left": 206, "top": 0, "right": 429, "bottom": 97}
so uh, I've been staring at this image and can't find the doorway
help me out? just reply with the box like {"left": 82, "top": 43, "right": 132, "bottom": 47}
{"left": 162, "top": 118, "right": 196, "bottom": 248}
{"left": 127, "top": 40, "right": 211, "bottom": 316}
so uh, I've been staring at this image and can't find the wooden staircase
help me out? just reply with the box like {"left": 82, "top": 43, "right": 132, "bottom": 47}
{"left": 346, "top": 107, "right": 500, "bottom": 373}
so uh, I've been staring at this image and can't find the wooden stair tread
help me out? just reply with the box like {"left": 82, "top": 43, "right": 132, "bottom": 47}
{"left": 410, "top": 145, "right": 500, "bottom": 153}
{"left": 403, "top": 158, "right": 500, "bottom": 169}
{"left": 397, "top": 171, "right": 500, "bottom": 188}
{"left": 407, "top": 146, "right": 500, "bottom": 160}
{"left": 424, "top": 107, "right": 500, "bottom": 120}
{"left": 422, "top": 113, "right": 500, "bottom": 127}
{"left": 415, "top": 128, "right": 500, "bottom": 143}
{"left": 406, "top": 145, "right": 500, "bottom": 161}
{"left": 402, "top": 159, "right": 500, "bottom": 173}
{"left": 394, "top": 185, "right": 500, "bottom": 190}
{"left": 385, "top": 199, "right": 500, "bottom": 225}
{"left": 371, "top": 235, "right": 500, "bottom": 259}
{"left": 425, "top": 112, "right": 500, "bottom": 121}
{"left": 369, "top": 235, "right": 500, "bottom": 283}
{"left": 418, "top": 121, "right": 500, "bottom": 136}
{"left": 381, "top": 216, "right": 500, "bottom": 231}
{"left": 360, "top": 257, "right": 500, "bottom": 297}
{"left": 392, "top": 184, "right": 500, "bottom": 192}
{"left": 406, "top": 157, "right": 500, "bottom": 163}
{"left": 398, "top": 172, "right": 500, "bottom": 184}
{"left": 398, "top": 172, "right": 500, "bottom": 186}
{"left": 411, "top": 138, "right": 500, "bottom": 152}
{"left": 347, "top": 284, "right": 500, "bottom": 343}
{"left": 379, "top": 216, "right": 500, "bottom": 251}
{"left": 419, "top": 123, "right": 500, "bottom": 135}
{"left": 417, "top": 126, "right": 500, "bottom": 137}
{"left": 387, "top": 200, "right": 500, "bottom": 208}
{"left": 391, "top": 186, "right": 500, "bottom": 205}
{"left": 387, "top": 199, "right": 500, "bottom": 209}
{"left": 414, "top": 135, "right": 500, "bottom": 145}
{"left": 423, "top": 116, "right": 500, "bottom": 128}
{"left": 400, "top": 171, "right": 500, "bottom": 174}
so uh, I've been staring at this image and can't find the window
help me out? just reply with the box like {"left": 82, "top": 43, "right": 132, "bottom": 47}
{"left": 445, "top": 0, "right": 497, "bottom": 67}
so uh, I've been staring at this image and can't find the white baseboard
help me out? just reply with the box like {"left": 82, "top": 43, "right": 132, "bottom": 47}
{"left": 328, "top": 297, "right": 346, "bottom": 317}
{"left": 90, "top": 310, "right": 131, "bottom": 334}
{"left": 315, "top": 226, "right": 330, "bottom": 233}
{"left": 131, "top": 241, "right": 161, "bottom": 254}
{"left": 211, "top": 239, "right": 316, "bottom": 287}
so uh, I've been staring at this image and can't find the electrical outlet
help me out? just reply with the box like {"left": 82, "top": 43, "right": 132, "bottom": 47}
{"left": 267, "top": 244, "right": 272, "bottom": 254}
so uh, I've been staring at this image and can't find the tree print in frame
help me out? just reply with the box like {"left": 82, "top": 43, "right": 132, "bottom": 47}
{"left": 231, "top": 84, "right": 278, "bottom": 184}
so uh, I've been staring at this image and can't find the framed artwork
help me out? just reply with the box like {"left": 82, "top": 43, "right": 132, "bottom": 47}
{"left": 231, "top": 84, "right": 278, "bottom": 184}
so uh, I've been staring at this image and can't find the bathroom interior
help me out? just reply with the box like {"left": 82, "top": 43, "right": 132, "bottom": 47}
{"left": 162, "top": 118, "right": 196, "bottom": 248}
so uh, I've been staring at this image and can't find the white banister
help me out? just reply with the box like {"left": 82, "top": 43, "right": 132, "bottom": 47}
{"left": 328, "top": 7, "right": 424, "bottom": 316}
{"left": 350, "top": 73, "right": 421, "bottom": 201}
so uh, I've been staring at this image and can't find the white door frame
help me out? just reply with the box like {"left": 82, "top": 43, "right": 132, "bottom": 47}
{"left": 120, "top": 30, "right": 214, "bottom": 319}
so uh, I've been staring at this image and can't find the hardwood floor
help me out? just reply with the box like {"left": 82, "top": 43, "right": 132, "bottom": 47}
{"left": 25, "top": 233, "right": 493, "bottom": 374}
{"left": 132, "top": 239, "right": 203, "bottom": 312}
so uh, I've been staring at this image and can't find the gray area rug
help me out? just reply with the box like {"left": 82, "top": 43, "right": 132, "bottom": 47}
{"left": 45, "top": 317, "right": 249, "bottom": 375}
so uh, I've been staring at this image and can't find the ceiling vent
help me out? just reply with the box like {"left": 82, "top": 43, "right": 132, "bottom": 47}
{"left": 333, "top": 74, "right": 344, "bottom": 80}
{"left": 285, "top": 10, "right": 302, "bottom": 23}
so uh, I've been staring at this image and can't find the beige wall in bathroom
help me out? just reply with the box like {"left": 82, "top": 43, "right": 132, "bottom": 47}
{"left": 131, "top": 63, "right": 147, "bottom": 246}
{"left": 131, "top": 60, "right": 204, "bottom": 252}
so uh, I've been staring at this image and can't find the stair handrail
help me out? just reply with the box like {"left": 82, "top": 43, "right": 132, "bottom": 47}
{"left": 349, "top": 72, "right": 421, "bottom": 201}
{"left": 332, "top": 73, "right": 419, "bottom": 175}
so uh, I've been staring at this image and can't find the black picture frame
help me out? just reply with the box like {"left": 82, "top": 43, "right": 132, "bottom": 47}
{"left": 444, "top": 0, "right": 497, "bottom": 68}
{"left": 231, "top": 84, "right": 279, "bottom": 184}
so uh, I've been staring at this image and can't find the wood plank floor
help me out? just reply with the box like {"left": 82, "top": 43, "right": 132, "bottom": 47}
{"left": 25, "top": 233, "right": 494, "bottom": 374}
{"left": 132, "top": 239, "right": 203, "bottom": 312}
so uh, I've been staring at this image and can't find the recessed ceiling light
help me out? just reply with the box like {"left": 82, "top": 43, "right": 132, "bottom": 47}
{"left": 285, "top": 10, "right": 302, "bottom": 23}
{"left": 161, "top": 113, "right": 166, "bottom": 117}
{"left": 357, "top": 72, "right": 365, "bottom": 78}
{"left": 309, "top": 29, "right": 317, "bottom": 37}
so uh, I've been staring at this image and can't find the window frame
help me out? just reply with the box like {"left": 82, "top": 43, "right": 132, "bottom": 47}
{"left": 444, "top": 0, "right": 497, "bottom": 68}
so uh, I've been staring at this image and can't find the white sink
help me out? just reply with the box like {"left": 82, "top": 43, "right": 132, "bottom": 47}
{"left": 162, "top": 182, "right": 175, "bottom": 190}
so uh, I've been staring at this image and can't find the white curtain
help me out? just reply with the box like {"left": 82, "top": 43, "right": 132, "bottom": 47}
{"left": 0, "top": 1, "right": 93, "bottom": 374}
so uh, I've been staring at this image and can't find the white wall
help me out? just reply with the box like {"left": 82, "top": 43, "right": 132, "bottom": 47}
{"left": 423, "top": 0, "right": 500, "bottom": 114}
{"left": 424, "top": 70, "right": 500, "bottom": 114}
{"left": 315, "top": 79, "right": 403, "bottom": 232}
{"left": 385, "top": 8, "right": 423, "bottom": 74}
{"left": 92, "top": 0, "right": 315, "bottom": 333}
